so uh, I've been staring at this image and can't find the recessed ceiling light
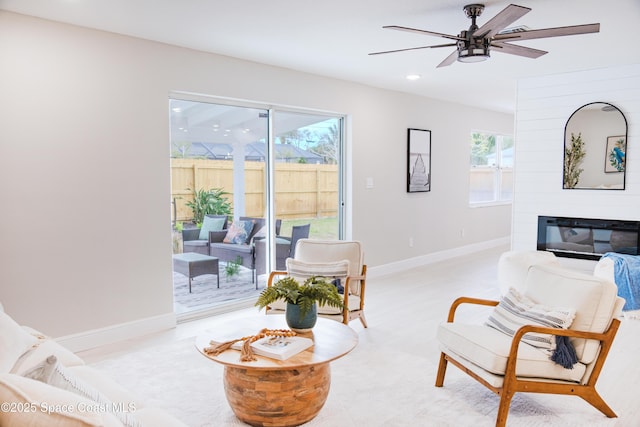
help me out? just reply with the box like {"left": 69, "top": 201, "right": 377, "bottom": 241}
{"left": 406, "top": 74, "right": 421, "bottom": 81}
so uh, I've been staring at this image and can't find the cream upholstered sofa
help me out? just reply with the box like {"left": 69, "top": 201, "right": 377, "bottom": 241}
{"left": 436, "top": 250, "right": 625, "bottom": 426}
{"left": 0, "top": 304, "right": 188, "bottom": 427}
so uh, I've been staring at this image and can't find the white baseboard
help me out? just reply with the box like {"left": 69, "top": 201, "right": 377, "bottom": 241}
{"left": 368, "top": 237, "right": 510, "bottom": 279}
{"left": 56, "top": 238, "right": 508, "bottom": 353}
{"left": 56, "top": 312, "right": 177, "bottom": 353}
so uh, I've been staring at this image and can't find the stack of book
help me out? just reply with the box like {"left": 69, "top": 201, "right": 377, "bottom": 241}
{"left": 232, "top": 336, "right": 314, "bottom": 360}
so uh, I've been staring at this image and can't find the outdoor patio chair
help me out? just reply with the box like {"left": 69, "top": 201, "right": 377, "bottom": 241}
{"left": 208, "top": 217, "right": 281, "bottom": 285}
{"left": 254, "top": 224, "right": 311, "bottom": 276}
{"left": 435, "top": 255, "right": 625, "bottom": 427}
{"left": 182, "top": 214, "right": 229, "bottom": 255}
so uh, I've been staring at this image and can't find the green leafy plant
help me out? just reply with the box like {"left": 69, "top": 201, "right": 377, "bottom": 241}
{"left": 224, "top": 256, "right": 242, "bottom": 280}
{"left": 564, "top": 132, "right": 586, "bottom": 189}
{"left": 255, "top": 276, "right": 344, "bottom": 318}
{"left": 174, "top": 221, "right": 184, "bottom": 232}
{"left": 185, "top": 188, "right": 232, "bottom": 225}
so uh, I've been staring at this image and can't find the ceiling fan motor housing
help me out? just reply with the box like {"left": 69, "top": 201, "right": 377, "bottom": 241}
{"left": 463, "top": 4, "right": 485, "bottom": 19}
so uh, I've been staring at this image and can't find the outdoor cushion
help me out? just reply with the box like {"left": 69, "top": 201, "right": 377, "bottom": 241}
{"left": 437, "top": 323, "right": 586, "bottom": 383}
{"left": 223, "top": 220, "right": 254, "bottom": 244}
{"left": 183, "top": 239, "right": 208, "bottom": 247}
{"left": 198, "top": 216, "right": 226, "bottom": 240}
{"left": 209, "top": 242, "right": 253, "bottom": 254}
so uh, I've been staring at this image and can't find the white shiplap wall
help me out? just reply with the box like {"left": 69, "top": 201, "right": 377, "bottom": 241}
{"left": 512, "top": 64, "right": 640, "bottom": 259}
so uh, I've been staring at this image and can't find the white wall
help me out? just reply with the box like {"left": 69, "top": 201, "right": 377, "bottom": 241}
{"left": 0, "top": 11, "right": 512, "bottom": 342}
{"left": 512, "top": 63, "right": 640, "bottom": 268}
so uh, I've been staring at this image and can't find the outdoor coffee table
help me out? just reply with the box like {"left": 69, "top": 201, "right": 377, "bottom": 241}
{"left": 172, "top": 252, "right": 219, "bottom": 292}
{"left": 196, "top": 315, "right": 358, "bottom": 427}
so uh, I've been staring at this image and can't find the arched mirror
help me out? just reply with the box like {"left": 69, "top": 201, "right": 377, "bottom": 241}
{"left": 563, "top": 102, "right": 627, "bottom": 190}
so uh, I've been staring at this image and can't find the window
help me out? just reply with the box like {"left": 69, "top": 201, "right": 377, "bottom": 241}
{"left": 469, "top": 131, "right": 513, "bottom": 204}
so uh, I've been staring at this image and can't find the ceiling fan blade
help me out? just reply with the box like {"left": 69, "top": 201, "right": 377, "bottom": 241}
{"left": 369, "top": 43, "right": 456, "bottom": 56}
{"left": 436, "top": 50, "right": 459, "bottom": 68}
{"left": 474, "top": 4, "right": 531, "bottom": 38}
{"left": 383, "top": 25, "right": 463, "bottom": 41}
{"left": 494, "top": 23, "right": 600, "bottom": 42}
{"left": 491, "top": 42, "right": 547, "bottom": 58}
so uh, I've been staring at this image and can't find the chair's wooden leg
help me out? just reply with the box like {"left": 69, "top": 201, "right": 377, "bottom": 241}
{"left": 580, "top": 388, "right": 617, "bottom": 418}
{"left": 435, "top": 353, "right": 448, "bottom": 387}
{"left": 358, "top": 313, "right": 368, "bottom": 328}
{"left": 495, "top": 390, "right": 514, "bottom": 427}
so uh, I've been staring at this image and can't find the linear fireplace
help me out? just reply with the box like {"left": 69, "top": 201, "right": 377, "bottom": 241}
{"left": 537, "top": 216, "right": 640, "bottom": 260}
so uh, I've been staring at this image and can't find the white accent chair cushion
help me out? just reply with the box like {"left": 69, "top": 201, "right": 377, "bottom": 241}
{"left": 524, "top": 264, "right": 620, "bottom": 364}
{"left": 497, "top": 250, "right": 560, "bottom": 295}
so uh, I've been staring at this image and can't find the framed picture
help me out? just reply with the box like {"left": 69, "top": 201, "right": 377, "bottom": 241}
{"left": 407, "top": 128, "right": 431, "bottom": 193}
{"left": 605, "top": 135, "right": 626, "bottom": 173}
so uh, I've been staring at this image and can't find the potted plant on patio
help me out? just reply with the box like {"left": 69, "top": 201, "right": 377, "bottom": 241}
{"left": 255, "top": 276, "right": 344, "bottom": 332}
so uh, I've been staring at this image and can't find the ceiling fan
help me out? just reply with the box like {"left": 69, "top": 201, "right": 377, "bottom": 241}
{"left": 369, "top": 3, "right": 600, "bottom": 67}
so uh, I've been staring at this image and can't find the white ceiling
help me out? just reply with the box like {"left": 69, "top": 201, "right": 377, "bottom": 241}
{"left": 2, "top": 0, "right": 638, "bottom": 113}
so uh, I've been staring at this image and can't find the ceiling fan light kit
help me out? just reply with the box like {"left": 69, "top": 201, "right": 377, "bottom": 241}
{"left": 370, "top": 3, "right": 600, "bottom": 67}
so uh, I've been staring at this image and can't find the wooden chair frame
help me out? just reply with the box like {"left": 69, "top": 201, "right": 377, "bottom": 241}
{"left": 265, "top": 264, "right": 368, "bottom": 328}
{"left": 435, "top": 296, "right": 621, "bottom": 427}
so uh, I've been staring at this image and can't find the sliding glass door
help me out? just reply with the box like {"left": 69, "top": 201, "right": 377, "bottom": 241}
{"left": 169, "top": 96, "right": 344, "bottom": 316}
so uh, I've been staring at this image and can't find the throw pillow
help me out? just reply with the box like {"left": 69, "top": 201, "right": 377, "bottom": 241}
{"left": 198, "top": 216, "right": 226, "bottom": 240}
{"left": 286, "top": 259, "right": 350, "bottom": 287}
{"left": 0, "top": 310, "right": 39, "bottom": 374}
{"left": 23, "top": 355, "right": 141, "bottom": 427}
{"left": 223, "top": 220, "right": 254, "bottom": 244}
{"left": 486, "top": 287, "right": 578, "bottom": 368}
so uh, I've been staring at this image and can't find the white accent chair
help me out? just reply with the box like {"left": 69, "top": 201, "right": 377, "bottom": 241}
{"left": 435, "top": 251, "right": 625, "bottom": 427}
{"left": 264, "top": 239, "right": 367, "bottom": 327}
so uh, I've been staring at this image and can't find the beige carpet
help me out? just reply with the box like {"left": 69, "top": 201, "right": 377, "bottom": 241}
{"left": 93, "top": 248, "right": 640, "bottom": 426}
{"left": 91, "top": 316, "right": 640, "bottom": 427}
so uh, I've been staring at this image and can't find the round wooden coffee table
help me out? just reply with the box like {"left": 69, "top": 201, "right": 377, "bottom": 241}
{"left": 196, "top": 316, "right": 358, "bottom": 427}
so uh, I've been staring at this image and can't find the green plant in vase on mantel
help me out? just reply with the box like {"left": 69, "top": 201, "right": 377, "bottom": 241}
{"left": 564, "top": 132, "right": 586, "bottom": 189}
{"left": 255, "top": 276, "right": 344, "bottom": 331}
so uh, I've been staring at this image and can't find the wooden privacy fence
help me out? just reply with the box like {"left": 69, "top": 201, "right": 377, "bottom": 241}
{"left": 171, "top": 158, "right": 339, "bottom": 222}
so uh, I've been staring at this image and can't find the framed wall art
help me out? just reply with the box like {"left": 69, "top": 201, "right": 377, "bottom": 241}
{"left": 407, "top": 128, "right": 431, "bottom": 193}
{"left": 605, "top": 135, "right": 626, "bottom": 173}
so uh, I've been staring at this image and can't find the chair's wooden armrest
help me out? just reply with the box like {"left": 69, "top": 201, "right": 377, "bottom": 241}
{"left": 266, "top": 270, "right": 288, "bottom": 287}
{"left": 447, "top": 297, "right": 498, "bottom": 322}
{"left": 511, "top": 322, "right": 617, "bottom": 346}
{"left": 208, "top": 230, "right": 227, "bottom": 243}
{"left": 503, "top": 319, "right": 622, "bottom": 379}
